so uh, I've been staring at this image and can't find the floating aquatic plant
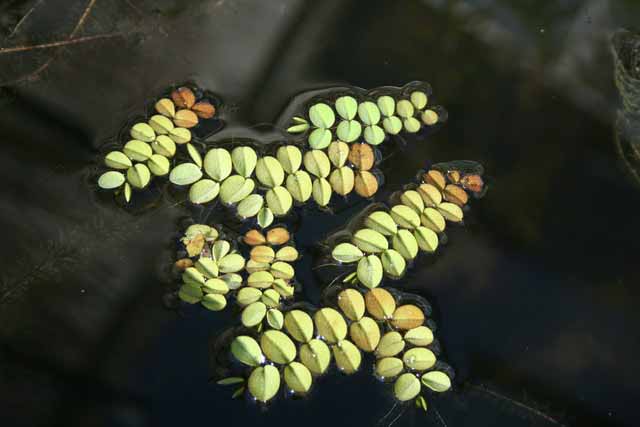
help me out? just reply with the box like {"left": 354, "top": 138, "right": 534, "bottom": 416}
{"left": 213, "top": 283, "right": 454, "bottom": 404}
{"left": 174, "top": 224, "right": 299, "bottom": 318}
{"left": 94, "top": 81, "right": 486, "bottom": 415}
{"left": 287, "top": 86, "right": 445, "bottom": 149}
{"left": 97, "top": 84, "right": 220, "bottom": 203}
{"left": 96, "top": 82, "right": 444, "bottom": 209}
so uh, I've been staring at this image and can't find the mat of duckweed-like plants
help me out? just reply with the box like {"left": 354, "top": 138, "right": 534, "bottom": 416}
{"left": 94, "top": 81, "right": 487, "bottom": 412}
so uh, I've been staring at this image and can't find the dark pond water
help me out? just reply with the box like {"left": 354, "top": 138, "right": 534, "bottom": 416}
{"left": 1, "top": 0, "right": 639, "bottom": 426}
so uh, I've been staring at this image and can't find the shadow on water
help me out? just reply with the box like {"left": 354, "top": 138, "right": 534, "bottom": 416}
{"left": 1, "top": 0, "right": 640, "bottom": 426}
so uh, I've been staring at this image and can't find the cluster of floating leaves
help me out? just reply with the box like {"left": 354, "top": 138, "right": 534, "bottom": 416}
{"left": 287, "top": 87, "right": 443, "bottom": 147}
{"left": 217, "top": 285, "right": 453, "bottom": 407}
{"left": 285, "top": 84, "right": 446, "bottom": 200}
{"left": 94, "top": 82, "right": 487, "bottom": 415}
{"left": 96, "top": 82, "right": 446, "bottom": 218}
{"left": 175, "top": 224, "right": 299, "bottom": 315}
{"left": 210, "top": 163, "right": 485, "bottom": 407}
{"left": 97, "top": 86, "right": 217, "bottom": 203}
{"left": 331, "top": 166, "right": 485, "bottom": 288}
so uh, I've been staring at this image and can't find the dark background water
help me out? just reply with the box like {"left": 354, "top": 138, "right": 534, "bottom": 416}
{"left": 1, "top": 0, "right": 639, "bottom": 426}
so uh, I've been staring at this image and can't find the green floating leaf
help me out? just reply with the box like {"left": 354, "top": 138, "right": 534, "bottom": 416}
{"left": 220, "top": 175, "right": 254, "bottom": 204}
{"left": 332, "top": 339, "right": 361, "bottom": 374}
{"left": 152, "top": 135, "right": 176, "bottom": 157}
{"left": 287, "top": 123, "right": 310, "bottom": 133}
{"left": 336, "top": 120, "right": 362, "bottom": 143}
{"left": 203, "top": 148, "right": 232, "bottom": 181}
{"left": 396, "top": 100, "right": 415, "bottom": 118}
{"left": 403, "top": 117, "right": 421, "bottom": 133}
{"left": 217, "top": 377, "right": 245, "bottom": 386}
{"left": 410, "top": 91, "right": 428, "bottom": 110}
{"left": 284, "top": 362, "right": 313, "bottom": 394}
{"left": 421, "top": 371, "right": 452, "bottom": 392}
{"left": 377, "top": 95, "right": 395, "bottom": 117}
{"left": 104, "top": 151, "right": 132, "bottom": 170}
{"left": 248, "top": 365, "right": 280, "bottom": 403}
{"left": 383, "top": 116, "right": 403, "bottom": 135}
{"left": 257, "top": 207, "right": 274, "bottom": 228}
{"left": 237, "top": 194, "right": 264, "bottom": 219}
{"left": 332, "top": 243, "right": 364, "bottom": 264}
{"left": 147, "top": 154, "right": 170, "bottom": 176}
{"left": 308, "top": 128, "right": 332, "bottom": 149}
{"left": 169, "top": 162, "right": 202, "bottom": 186}
{"left": 201, "top": 293, "right": 227, "bottom": 311}
{"left": 277, "top": 145, "right": 302, "bottom": 174}
{"left": 123, "top": 182, "right": 132, "bottom": 203}
{"left": 186, "top": 143, "right": 203, "bottom": 168}
{"left": 266, "top": 186, "right": 293, "bottom": 216}
{"left": 230, "top": 335, "right": 263, "bottom": 367}
{"left": 255, "top": 156, "right": 285, "bottom": 188}
{"left": 189, "top": 179, "right": 220, "bottom": 204}
{"left": 357, "top": 255, "right": 383, "bottom": 289}
{"left": 130, "top": 122, "right": 155, "bottom": 142}
{"left": 261, "top": 329, "right": 297, "bottom": 364}
{"left": 127, "top": 164, "right": 152, "bottom": 189}
{"left": 98, "top": 170, "right": 125, "bottom": 190}
{"left": 416, "top": 395, "right": 428, "bottom": 412}
{"left": 178, "top": 283, "right": 203, "bottom": 304}
{"left": 364, "top": 125, "right": 385, "bottom": 145}
{"left": 342, "top": 272, "right": 357, "bottom": 283}
{"left": 335, "top": 96, "right": 358, "bottom": 120}
{"left": 124, "top": 140, "right": 153, "bottom": 161}
{"left": 286, "top": 170, "right": 312, "bottom": 202}
{"left": 394, "top": 373, "right": 421, "bottom": 401}
{"left": 308, "top": 103, "right": 335, "bottom": 128}
{"left": 232, "top": 146, "right": 258, "bottom": 177}
{"left": 357, "top": 101, "right": 381, "bottom": 125}
{"left": 232, "top": 386, "right": 245, "bottom": 399}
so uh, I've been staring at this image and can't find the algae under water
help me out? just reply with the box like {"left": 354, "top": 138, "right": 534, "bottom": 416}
{"left": 1, "top": 1, "right": 640, "bottom": 427}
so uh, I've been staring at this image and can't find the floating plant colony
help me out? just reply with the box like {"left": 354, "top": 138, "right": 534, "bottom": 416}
{"left": 95, "top": 82, "right": 486, "bottom": 412}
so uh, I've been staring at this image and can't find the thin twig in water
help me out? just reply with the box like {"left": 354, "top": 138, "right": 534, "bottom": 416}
{"left": 0, "top": 33, "right": 124, "bottom": 54}
{"left": 71, "top": 0, "right": 98, "bottom": 35}
{"left": 0, "top": 0, "right": 98, "bottom": 86}
{"left": 8, "top": 0, "right": 45, "bottom": 38}
{"left": 432, "top": 404, "right": 449, "bottom": 427}
{"left": 377, "top": 402, "right": 398, "bottom": 426}
{"left": 311, "top": 263, "right": 339, "bottom": 270}
{"left": 469, "top": 384, "right": 566, "bottom": 427}
{"left": 123, "top": 0, "right": 143, "bottom": 15}
{"left": 324, "top": 271, "right": 352, "bottom": 290}
{"left": 387, "top": 405, "right": 407, "bottom": 427}
{"left": 0, "top": 240, "right": 75, "bottom": 305}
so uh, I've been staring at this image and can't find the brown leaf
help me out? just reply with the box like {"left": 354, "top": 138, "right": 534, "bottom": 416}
{"left": 446, "top": 170, "right": 461, "bottom": 184}
{"left": 423, "top": 170, "right": 446, "bottom": 191}
{"left": 174, "top": 109, "right": 199, "bottom": 128}
{"left": 348, "top": 143, "right": 374, "bottom": 171}
{"left": 266, "top": 227, "right": 290, "bottom": 245}
{"left": 461, "top": 174, "right": 484, "bottom": 193}
{"left": 171, "top": 87, "right": 196, "bottom": 109}
{"left": 244, "top": 229, "right": 266, "bottom": 246}
{"left": 185, "top": 234, "right": 205, "bottom": 257}
{"left": 354, "top": 170, "right": 378, "bottom": 197}
{"left": 192, "top": 101, "right": 216, "bottom": 119}
{"left": 175, "top": 258, "right": 194, "bottom": 270}
{"left": 443, "top": 184, "right": 468, "bottom": 207}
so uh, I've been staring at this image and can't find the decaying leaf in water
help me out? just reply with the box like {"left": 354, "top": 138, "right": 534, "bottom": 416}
{"left": 185, "top": 234, "right": 205, "bottom": 257}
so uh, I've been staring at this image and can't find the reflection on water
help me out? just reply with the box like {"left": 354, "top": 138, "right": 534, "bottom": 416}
{"left": 612, "top": 29, "right": 640, "bottom": 186}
